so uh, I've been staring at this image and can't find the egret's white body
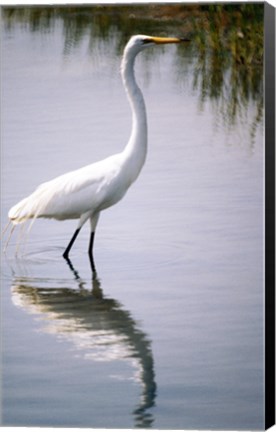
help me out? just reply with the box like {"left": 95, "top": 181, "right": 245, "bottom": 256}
{"left": 10, "top": 153, "right": 135, "bottom": 226}
{"left": 6, "top": 35, "right": 184, "bottom": 270}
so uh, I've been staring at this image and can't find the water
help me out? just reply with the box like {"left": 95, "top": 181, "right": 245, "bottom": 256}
{"left": 1, "top": 10, "right": 264, "bottom": 430}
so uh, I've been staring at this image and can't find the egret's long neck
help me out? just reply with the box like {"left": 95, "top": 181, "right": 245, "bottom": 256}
{"left": 121, "top": 49, "right": 147, "bottom": 182}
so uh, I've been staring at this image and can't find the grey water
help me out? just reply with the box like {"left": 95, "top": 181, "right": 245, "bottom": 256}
{"left": 1, "top": 10, "right": 264, "bottom": 430}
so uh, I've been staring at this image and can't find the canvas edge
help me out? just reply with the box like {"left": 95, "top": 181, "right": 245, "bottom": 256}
{"left": 264, "top": 1, "right": 276, "bottom": 430}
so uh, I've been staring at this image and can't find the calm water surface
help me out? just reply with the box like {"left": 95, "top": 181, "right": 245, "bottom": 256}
{"left": 1, "top": 16, "right": 264, "bottom": 430}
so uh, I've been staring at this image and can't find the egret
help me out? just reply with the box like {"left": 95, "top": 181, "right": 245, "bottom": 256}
{"left": 6, "top": 35, "right": 186, "bottom": 271}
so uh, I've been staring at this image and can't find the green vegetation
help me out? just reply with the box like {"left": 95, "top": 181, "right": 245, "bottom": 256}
{"left": 190, "top": 3, "right": 263, "bottom": 138}
{"left": 2, "top": 4, "right": 264, "bottom": 139}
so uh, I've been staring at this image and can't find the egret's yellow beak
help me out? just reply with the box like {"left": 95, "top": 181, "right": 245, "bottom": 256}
{"left": 150, "top": 36, "right": 188, "bottom": 44}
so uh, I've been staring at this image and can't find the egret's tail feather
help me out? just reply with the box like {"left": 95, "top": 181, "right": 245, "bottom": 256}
{"left": 3, "top": 219, "right": 33, "bottom": 255}
{"left": 2, "top": 220, "right": 15, "bottom": 253}
{"left": 2, "top": 220, "right": 12, "bottom": 238}
{"left": 6, "top": 187, "right": 55, "bottom": 254}
{"left": 7, "top": 194, "right": 43, "bottom": 253}
{"left": 8, "top": 181, "right": 56, "bottom": 226}
{"left": 15, "top": 222, "right": 29, "bottom": 256}
{"left": 8, "top": 197, "right": 34, "bottom": 225}
{"left": 3, "top": 224, "right": 16, "bottom": 253}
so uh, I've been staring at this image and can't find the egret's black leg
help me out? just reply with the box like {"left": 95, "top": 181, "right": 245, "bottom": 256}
{"left": 63, "top": 228, "right": 80, "bottom": 259}
{"left": 88, "top": 231, "right": 96, "bottom": 273}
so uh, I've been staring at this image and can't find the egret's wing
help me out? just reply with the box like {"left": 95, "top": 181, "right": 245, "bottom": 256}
{"left": 9, "top": 154, "right": 122, "bottom": 223}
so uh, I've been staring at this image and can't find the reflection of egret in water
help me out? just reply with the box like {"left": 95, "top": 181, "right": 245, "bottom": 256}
{"left": 11, "top": 265, "right": 156, "bottom": 428}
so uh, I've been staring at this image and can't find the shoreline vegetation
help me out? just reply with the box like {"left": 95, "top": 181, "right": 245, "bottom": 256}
{"left": 2, "top": 4, "right": 264, "bottom": 140}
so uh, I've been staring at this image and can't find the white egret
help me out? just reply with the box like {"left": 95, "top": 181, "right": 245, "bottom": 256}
{"left": 6, "top": 35, "right": 187, "bottom": 270}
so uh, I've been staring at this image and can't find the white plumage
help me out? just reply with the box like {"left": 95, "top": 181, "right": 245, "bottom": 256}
{"left": 9, "top": 154, "right": 128, "bottom": 223}
{"left": 6, "top": 35, "right": 184, "bottom": 270}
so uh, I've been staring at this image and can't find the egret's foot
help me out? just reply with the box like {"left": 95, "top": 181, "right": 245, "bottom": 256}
{"left": 63, "top": 251, "right": 69, "bottom": 260}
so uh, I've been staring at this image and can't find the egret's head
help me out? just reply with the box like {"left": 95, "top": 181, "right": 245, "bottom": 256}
{"left": 124, "top": 34, "right": 187, "bottom": 56}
